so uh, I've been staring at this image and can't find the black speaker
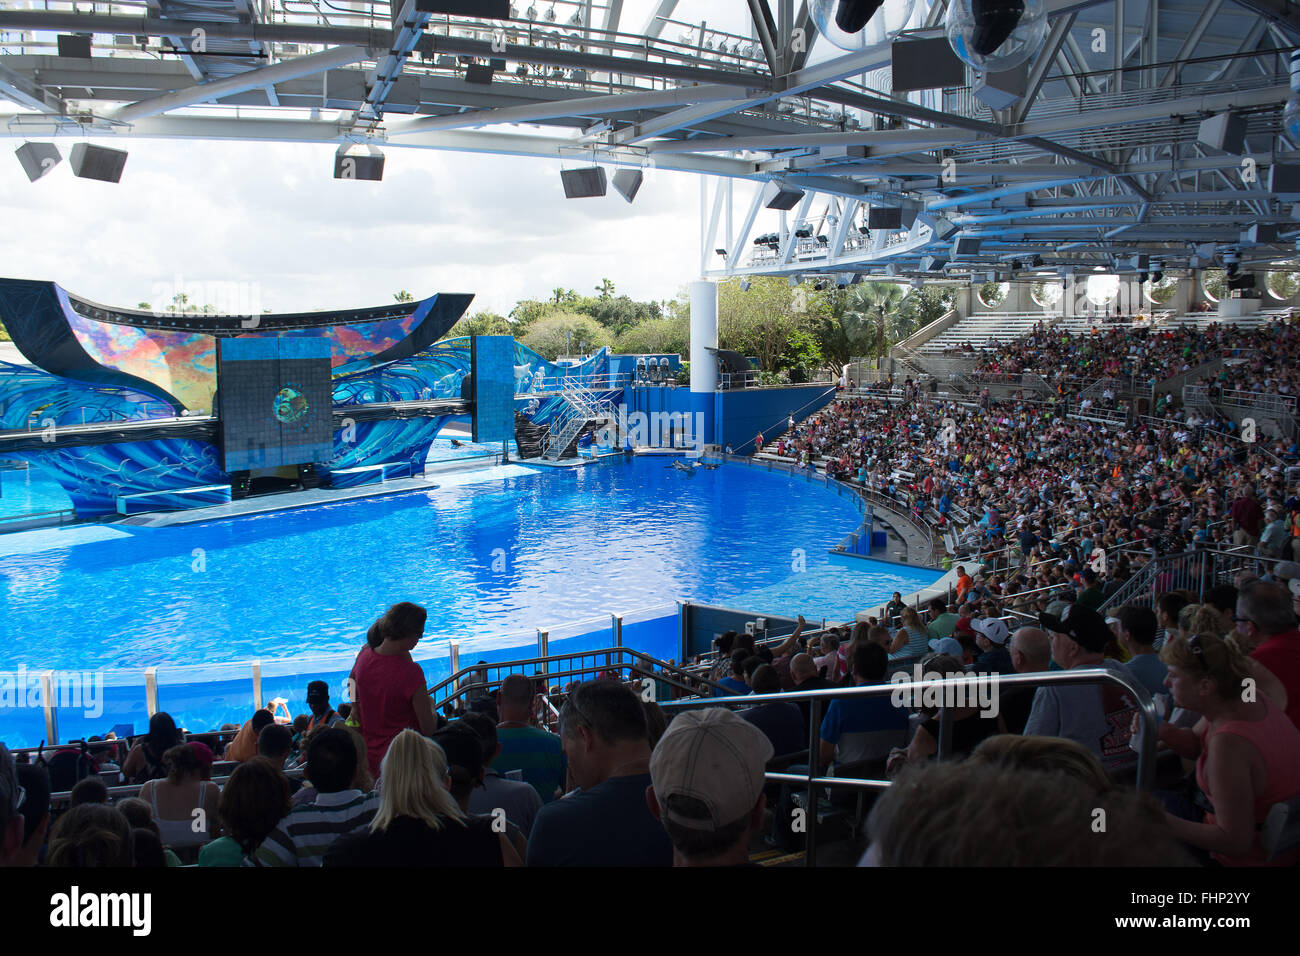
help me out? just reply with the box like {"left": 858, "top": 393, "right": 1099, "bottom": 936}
{"left": 334, "top": 153, "right": 384, "bottom": 181}
{"left": 489, "top": 58, "right": 507, "bottom": 70}
{"left": 57, "top": 34, "right": 92, "bottom": 58}
{"left": 561, "top": 167, "right": 607, "bottom": 198}
{"left": 763, "top": 181, "right": 804, "bottom": 210}
{"left": 416, "top": 0, "right": 509, "bottom": 14}
{"left": 15, "top": 142, "right": 61, "bottom": 182}
{"left": 892, "top": 36, "right": 966, "bottom": 92}
{"left": 868, "top": 207, "right": 903, "bottom": 230}
{"left": 230, "top": 473, "right": 251, "bottom": 499}
{"left": 298, "top": 463, "right": 323, "bottom": 489}
{"left": 466, "top": 63, "right": 495, "bottom": 84}
{"left": 612, "top": 168, "right": 643, "bottom": 203}
{"left": 69, "top": 143, "right": 127, "bottom": 183}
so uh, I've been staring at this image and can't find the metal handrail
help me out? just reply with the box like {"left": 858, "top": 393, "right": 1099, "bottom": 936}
{"left": 658, "top": 666, "right": 1159, "bottom": 866}
{"left": 428, "top": 646, "right": 728, "bottom": 711}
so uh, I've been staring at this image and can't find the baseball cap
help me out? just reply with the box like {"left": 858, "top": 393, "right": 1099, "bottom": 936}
{"left": 928, "top": 636, "right": 965, "bottom": 657}
{"left": 650, "top": 708, "right": 773, "bottom": 830}
{"left": 954, "top": 616, "right": 976, "bottom": 636}
{"left": 306, "top": 681, "right": 329, "bottom": 701}
{"left": 1039, "top": 603, "right": 1110, "bottom": 653}
{"left": 971, "top": 617, "right": 1011, "bottom": 646}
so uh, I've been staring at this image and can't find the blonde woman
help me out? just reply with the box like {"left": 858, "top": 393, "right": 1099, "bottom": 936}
{"left": 323, "top": 730, "right": 520, "bottom": 867}
{"left": 888, "top": 606, "right": 930, "bottom": 661}
{"left": 1156, "top": 633, "right": 1300, "bottom": 866}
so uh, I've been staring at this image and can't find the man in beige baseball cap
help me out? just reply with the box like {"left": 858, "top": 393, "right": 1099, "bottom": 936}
{"left": 646, "top": 708, "right": 774, "bottom": 867}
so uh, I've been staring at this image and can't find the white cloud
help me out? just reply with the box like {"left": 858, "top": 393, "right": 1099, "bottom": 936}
{"left": 0, "top": 136, "right": 703, "bottom": 316}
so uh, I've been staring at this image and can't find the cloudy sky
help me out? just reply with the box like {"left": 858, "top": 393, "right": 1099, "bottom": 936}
{"left": 0, "top": 0, "right": 842, "bottom": 318}
{"left": 0, "top": 135, "right": 716, "bottom": 317}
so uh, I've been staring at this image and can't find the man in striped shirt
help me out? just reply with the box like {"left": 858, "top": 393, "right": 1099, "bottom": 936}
{"left": 249, "top": 727, "right": 378, "bottom": 866}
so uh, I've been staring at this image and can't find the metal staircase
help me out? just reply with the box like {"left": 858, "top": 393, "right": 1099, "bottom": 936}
{"left": 541, "top": 380, "right": 617, "bottom": 461}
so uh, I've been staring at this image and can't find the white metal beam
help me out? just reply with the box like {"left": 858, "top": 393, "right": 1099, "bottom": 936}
{"left": 109, "top": 46, "right": 370, "bottom": 123}
{"left": 389, "top": 84, "right": 748, "bottom": 135}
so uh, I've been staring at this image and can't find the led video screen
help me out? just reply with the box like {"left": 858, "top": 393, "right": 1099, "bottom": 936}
{"left": 217, "top": 338, "right": 333, "bottom": 471}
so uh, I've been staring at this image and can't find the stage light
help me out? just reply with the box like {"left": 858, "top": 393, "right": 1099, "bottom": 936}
{"left": 715, "top": 248, "right": 727, "bottom": 257}
{"left": 946, "top": 0, "right": 1046, "bottom": 72}
{"left": 835, "top": 0, "right": 886, "bottom": 33}
{"left": 740, "top": 279, "right": 751, "bottom": 291}
{"left": 811, "top": 0, "right": 915, "bottom": 51}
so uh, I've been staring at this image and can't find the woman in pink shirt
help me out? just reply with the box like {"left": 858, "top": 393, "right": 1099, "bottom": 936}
{"left": 349, "top": 602, "right": 438, "bottom": 778}
{"left": 1157, "top": 632, "right": 1300, "bottom": 866}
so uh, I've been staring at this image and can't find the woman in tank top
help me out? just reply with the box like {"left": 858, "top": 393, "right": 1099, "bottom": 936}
{"left": 1156, "top": 632, "right": 1300, "bottom": 866}
{"left": 138, "top": 741, "right": 221, "bottom": 855}
{"left": 888, "top": 606, "right": 931, "bottom": 662}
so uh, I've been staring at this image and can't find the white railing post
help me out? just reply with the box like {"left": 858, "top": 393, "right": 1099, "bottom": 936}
{"left": 145, "top": 666, "right": 158, "bottom": 718}
{"left": 252, "top": 661, "right": 263, "bottom": 711}
{"left": 41, "top": 670, "right": 57, "bottom": 745}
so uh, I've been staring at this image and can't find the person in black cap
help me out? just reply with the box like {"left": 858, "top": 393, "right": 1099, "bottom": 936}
{"left": 305, "top": 681, "right": 343, "bottom": 732}
{"left": 1024, "top": 604, "right": 1139, "bottom": 774}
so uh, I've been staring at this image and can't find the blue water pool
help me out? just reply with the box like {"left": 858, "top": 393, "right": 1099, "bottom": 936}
{"left": 0, "top": 457, "right": 940, "bottom": 742}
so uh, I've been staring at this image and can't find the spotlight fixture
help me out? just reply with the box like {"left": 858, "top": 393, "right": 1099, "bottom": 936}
{"left": 946, "top": 0, "right": 1047, "bottom": 72}
{"left": 1030, "top": 254, "right": 1044, "bottom": 268}
{"left": 740, "top": 279, "right": 751, "bottom": 292}
{"left": 545, "top": 4, "right": 556, "bottom": 22}
{"left": 715, "top": 248, "right": 727, "bottom": 257}
{"left": 834, "top": 0, "right": 887, "bottom": 33}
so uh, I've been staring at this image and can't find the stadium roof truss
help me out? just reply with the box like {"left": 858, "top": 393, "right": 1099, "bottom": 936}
{"left": 0, "top": 0, "right": 1297, "bottom": 279}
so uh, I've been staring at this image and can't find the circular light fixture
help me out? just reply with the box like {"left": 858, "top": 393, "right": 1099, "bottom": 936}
{"left": 945, "top": 0, "right": 1048, "bottom": 72}
{"left": 810, "top": 0, "right": 917, "bottom": 51}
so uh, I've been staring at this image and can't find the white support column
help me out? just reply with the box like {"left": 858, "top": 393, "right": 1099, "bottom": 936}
{"left": 690, "top": 280, "right": 719, "bottom": 394}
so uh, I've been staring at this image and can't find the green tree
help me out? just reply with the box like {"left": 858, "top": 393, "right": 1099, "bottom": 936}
{"left": 1267, "top": 271, "right": 1300, "bottom": 300}
{"left": 845, "top": 281, "right": 908, "bottom": 363}
{"left": 520, "top": 313, "right": 611, "bottom": 361}
{"left": 393, "top": 290, "right": 416, "bottom": 303}
{"left": 137, "top": 301, "right": 151, "bottom": 310}
{"left": 978, "top": 281, "right": 1007, "bottom": 308}
{"left": 595, "top": 277, "right": 616, "bottom": 299}
{"left": 1148, "top": 276, "right": 1179, "bottom": 305}
{"left": 168, "top": 292, "right": 189, "bottom": 313}
{"left": 614, "top": 316, "right": 689, "bottom": 355}
{"left": 717, "top": 277, "right": 820, "bottom": 372}
{"left": 1202, "top": 269, "right": 1227, "bottom": 301}
{"left": 443, "top": 310, "right": 515, "bottom": 339}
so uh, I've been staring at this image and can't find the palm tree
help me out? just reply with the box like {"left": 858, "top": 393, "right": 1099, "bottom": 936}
{"left": 393, "top": 290, "right": 415, "bottom": 303}
{"left": 845, "top": 281, "right": 907, "bottom": 365}
{"left": 552, "top": 287, "right": 567, "bottom": 305}
{"left": 596, "top": 277, "right": 615, "bottom": 299}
